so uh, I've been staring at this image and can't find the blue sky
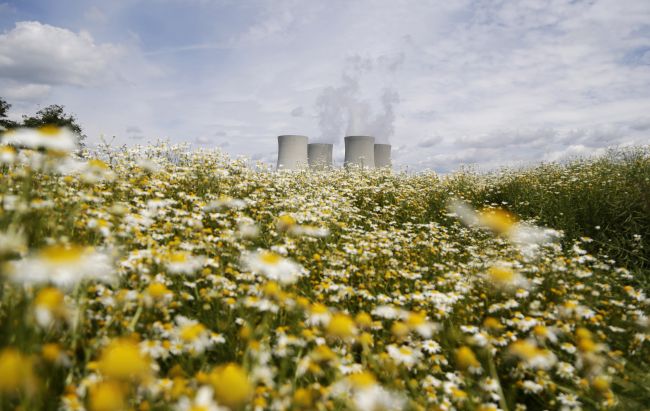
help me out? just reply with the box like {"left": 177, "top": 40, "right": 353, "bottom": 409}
{"left": 1, "top": 0, "right": 649, "bottom": 171}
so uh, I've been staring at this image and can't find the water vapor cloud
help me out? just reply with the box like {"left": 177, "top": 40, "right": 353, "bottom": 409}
{"left": 315, "top": 54, "right": 403, "bottom": 144}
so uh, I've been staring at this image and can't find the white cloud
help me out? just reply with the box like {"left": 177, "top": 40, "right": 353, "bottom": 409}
{"left": 2, "top": 1, "right": 648, "bottom": 172}
{"left": 0, "top": 21, "right": 122, "bottom": 87}
{"left": 3, "top": 83, "right": 51, "bottom": 101}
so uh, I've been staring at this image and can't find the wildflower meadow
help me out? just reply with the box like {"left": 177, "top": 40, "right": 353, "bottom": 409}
{"left": 0, "top": 127, "right": 649, "bottom": 410}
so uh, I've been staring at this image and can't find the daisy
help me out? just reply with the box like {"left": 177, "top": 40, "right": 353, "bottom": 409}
{"left": 386, "top": 344, "right": 421, "bottom": 369}
{"left": 485, "top": 263, "right": 531, "bottom": 291}
{"left": 353, "top": 384, "right": 405, "bottom": 411}
{"left": 509, "top": 340, "right": 557, "bottom": 370}
{"left": 0, "top": 227, "right": 27, "bottom": 256}
{"left": 2, "top": 126, "right": 78, "bottom": 153}
{"left": 172, "top": 315, "right": 214, "bottom": 355}
{"left": 421, "top": 339, "right": 442, "bottom": 354}
{"left": 241, "top": 250, "right": 305, "bottom": 285}
{"left": 33, "top": 286, "right": 69, "bottom": 327}
{"left": 175, "top": 386, "right": 227, "bottom": 411}
{"left": 165, "top": 251, "right": 206, "bottom": 275}
{"left": 8, "top": 244, "right": 115, "bottom": 289}
{"left": 204, "top": 196, "right": 246, "bottom": 211}
{"left": 0, "top": 144, "right": 16, "bottom": 165}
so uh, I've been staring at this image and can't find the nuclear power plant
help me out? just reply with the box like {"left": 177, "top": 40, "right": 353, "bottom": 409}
{"left": 344, "top": 136, "right": 376, "bottom": 168}
{"left": 374, "top": 144, "right": 392, "bottom": 168}
{"left": 276, "top": 135, "right": 308, "bottom": 170}
{"left": 277, "top": 135, "right": 391, "bottom": 170}
{"left": 307, "top": 143, "right": 333, "bottom": 169}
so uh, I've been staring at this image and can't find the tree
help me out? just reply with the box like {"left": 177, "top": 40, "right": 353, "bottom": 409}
{"left": 0, "top": 97, "right": 18, "bottom": 131}
{"left": 22, "top": 104, "right": 86, "bottom": 147}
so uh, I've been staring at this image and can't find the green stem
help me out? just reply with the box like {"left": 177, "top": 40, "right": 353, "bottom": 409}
{"left": 486, "top": 347, "right": 509, "bottom": 411}
{"left": 128, "top": 303, "right": 144, "bottom": 332}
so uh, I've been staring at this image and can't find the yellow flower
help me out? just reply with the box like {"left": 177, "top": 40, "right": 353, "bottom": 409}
{"left": 391, "top": 321, "right": 409, "bottom": 337}
{"left": 89, "top": 381, "right": 126, "bottom": 411}
{"left": 488, "top": 266, "right": 515, "bottom": 283}
{"left": 406, "top": 311, "right": 427, "bottom": 328}
{"left": 456, "top": 346, "right": 480, "bottom": 370}
{"left": 483, "top": 317, "right": 503, "bottom": 330}
{"left": 276, "top": 214, "right": 297, "bottom": 231}
{"left": 87, "top": 159, "right": 110, "bottom": 170}
{"left": 42, "top": 343, "right": 62, "bottom": 363}
{"left": 326, "top": 313, "right": 357, "bottom": 338}
{"left": 358, "top": 332, "right": 374, "bottom": 346}
{"left": 146, "top": 282, "right": 172, "bottom": 299}
{"left": 355, "top": 312, "right": 372, "bottom": 328}
{"left": 34, "top": 287, "right": 64, "bottom": 313}
{"left": 576, "top": 327, "right": 598, "bottom": 353}
{"left": 40, "top": 244, "right": 86, "bottom": 263}
{"left": 38, "top": 125, "right": 62, "bottom": 136}
{"left": 293, "top": 388, "right": 313, "bottom": 408}
{"left": 0, "top": 348, "right": 36, "bottom": 393}
{"left": 592, "top": 375, "right": 610, "bottom": 392}
{"left": 486, "top": 263, "right": 530, "bottom": 291}
{"left": 348, "top": 371, "right": 377, "bottom": 389}
{"left": 262, "top": 281, "right": 282, "bottom": 297}
{"left": 180, "top": 323, "right": 206, "bottom": 342}
{"left": 451, "top": 387, "right": 468, "bottom": 399}
{"left": 209, "top": 363, "right": 253, "bottom": 408}
{"left": 509, "top": 340, "right": 538, "bottom": 360}
{"left": 260, "top": 251, "right": 280, "bottom": 265}
{"left": 312, "top": 345, "right": 338, "bottom": 362}
{"left": 98, "top": 338, "right": 150, "bottom": 381}
{"left": 478, "top": 208, "right": 517, "bottom": 234}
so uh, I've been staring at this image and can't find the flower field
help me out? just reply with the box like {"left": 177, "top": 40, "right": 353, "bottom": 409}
{"left": 1, "top": 128, "right": 649, "bottom": 410}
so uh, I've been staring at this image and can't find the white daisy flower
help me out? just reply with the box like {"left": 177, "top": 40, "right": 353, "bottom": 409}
{"left": 241, "top": 250, "right": 305, "bottom": 285}
{"left": 2, "top": 126, "right": 78, "bottom": 153}
{"left": 165, "top": 251, "right": 206, "bottom": 275}
{"left": 386, "top": 344, "right": 421, "bottom": 369}
{"left": 8, "top": 244, "right": 115, "bottom": 289}
{"left": 172, "top": 316, "right": 214, "bottom": 356}
{"left": 353, "top": 385, "right": 405, "bottom": 411}
{"left": 421, "top": 339, "right": 442, "bottom": 354}
{"left": 175, "top": 386, "right": 227, "bottom": 411}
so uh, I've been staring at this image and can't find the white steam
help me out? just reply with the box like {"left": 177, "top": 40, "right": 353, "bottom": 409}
{"left": 314, "top": 54, "right": 403, "bottom": 144}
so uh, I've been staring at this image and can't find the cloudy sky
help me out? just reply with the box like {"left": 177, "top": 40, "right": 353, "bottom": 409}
{"left": 1, "top": 0, "right": 649, "bottom": 171}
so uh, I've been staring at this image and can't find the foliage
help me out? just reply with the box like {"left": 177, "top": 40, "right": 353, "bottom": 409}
{"left": 21, "top": 104, "right": 86, "bottom": 147}
{"left": 0, "top": 97, "right": 18, "bottom": 130}
{"left": 423, "top": 149, "right": 650, "bottom": 272}
{"left": 478, "top": 149, "right": 650, "bottom": 270}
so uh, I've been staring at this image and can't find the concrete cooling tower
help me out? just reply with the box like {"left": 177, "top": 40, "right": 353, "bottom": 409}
{"left": 374, "top": 144, "right": 392, "bottom": 169}
{"left": 344, "top": 136, "right": 375, "bottom": 168}
{"left": 277, "top": 135, "right": 308, "bottom": 170}
{"left": 308, "top": 143, "right": 333, "bottom": 169}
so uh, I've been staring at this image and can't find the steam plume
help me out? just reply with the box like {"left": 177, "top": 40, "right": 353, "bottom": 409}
{"left": 315, "top": 54, "right": 403, "bottom": 144}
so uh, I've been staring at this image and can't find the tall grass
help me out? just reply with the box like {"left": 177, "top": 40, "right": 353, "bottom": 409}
{"left": 424, "top": 147, "right": 650, "bottom": 271}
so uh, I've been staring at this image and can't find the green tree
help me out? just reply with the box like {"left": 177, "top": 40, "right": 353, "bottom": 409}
{"left": 22, "top": 104, "right": 86, "bottom": 147}
{"left": 0, "top": 97, "right": 18, "bottom": 131}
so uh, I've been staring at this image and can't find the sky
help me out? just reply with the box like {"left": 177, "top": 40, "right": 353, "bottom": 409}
{"left": 0, "top": 0, "right": 649, "bottom": 172}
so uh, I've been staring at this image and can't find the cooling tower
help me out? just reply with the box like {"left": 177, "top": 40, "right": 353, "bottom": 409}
{"left": 344, "top": 136, "right": 375, "bottom": 168}
{"left": 277, "top": 135, "right": 308, "bottom": 170}
{"left": 308, "top": 143, "right": 333, "bottom": 169}
{"left": 374, "top": 144, "right": 392, "bottom": 169}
